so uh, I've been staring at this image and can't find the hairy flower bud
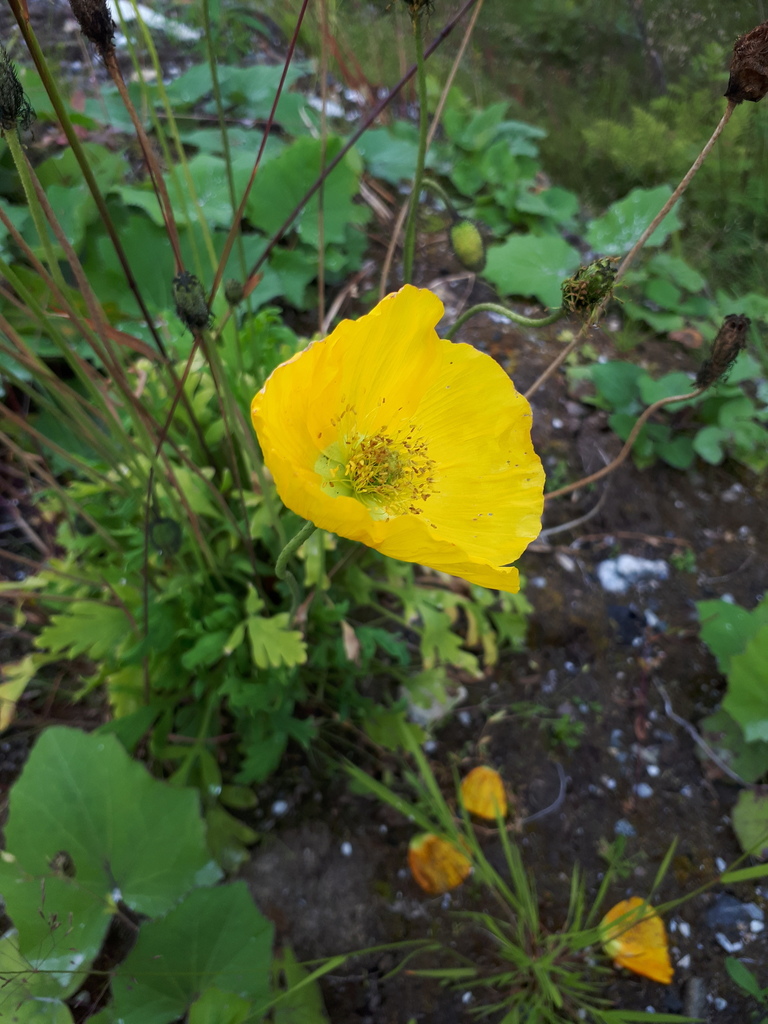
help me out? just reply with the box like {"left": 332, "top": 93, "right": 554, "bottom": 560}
{"left": 67, "top": 0, "right": 116, "bottom": 57}
{"left": 172, "top": 272, "right": 213, "bottom": 332}
{"left": 726, "top": 21, "right": 768, "bottom": 103}
{"left": 561, "top": 257, "right": 617, "bottom": 318}
{"left": 224, "top": 279, "right": 245, "bottom": 306}
{"left": 449, "top": 220, "right": 485, "bottom": 272}
{"left": 695, "top": 314, "right": 750, "bottom": 388}
{"left": 0, "top": 47, "right": 35, "bottom": 133}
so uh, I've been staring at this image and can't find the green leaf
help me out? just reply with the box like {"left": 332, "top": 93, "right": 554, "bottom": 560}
{"left": 590, "top": 361, "right": 646, "bottom": 408}
{"left": 483, "top": 234, "right": 580, "bottom": 307}
{"left": 112, "top": 883, "right": 273, "bottom": 1024}
{"left": 36, "top": 602, "right": 134, "bottom": 661}
{"left": 247, "top": 614, "right": 307, "bottom": 669}
{"left": 725, "top": 957, "right": 763, "bottom": 999}
{"left": 693, "top": 424, "right": 729, "bottom": 464}
{"left": 656, "top": 434, "right": 695, "bottom": 469}
{"left": 696, "top": 598, "right": 768, "bottom": 672}
{"left": 723, "top": 622, "right": 768, "bottom": 742}
{"left": 585, "top": 186, "right": 682, "bottom": 255}
{"left": 246, "top": 137, "right": 368, "bottom": 249}
{"left": 2, "top": 727, "right": 222, "bottom": 989}
{"left": 731, "top": 788, "right": 768, "bottom": 859}
{"left": 355, "top": 124, "right": 419, "bottom": 184}
{"left": 638, "top": 372, "right": 695, "bottom": 407}
{"left": 273, "top": 945, "right": 331, "bottom": 1024}
{"left": 0, "top": 927, "right": 80, "bottom": 1007}
{"left": 188, "top": 988, "right": 253, "bottom": 1024}
{"left": 647, "top": 253, "right": 707, "bottom": 293}
{"left": 699, "top": 708, "right": 768, "bottom": 784}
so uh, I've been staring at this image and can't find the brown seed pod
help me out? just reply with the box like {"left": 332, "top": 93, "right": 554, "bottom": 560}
{"left": 695, "top": 314, "right": 750, "bottom": 389}
{"left": 68, "top": 0, "right": 116, "bottom": 56}
{"left": 725, "top": 21, "right": 768, "bottom": 103}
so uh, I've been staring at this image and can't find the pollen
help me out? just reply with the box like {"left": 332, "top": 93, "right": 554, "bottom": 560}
{"left": 316, "top": 428, "right": 436, "bottom": 520}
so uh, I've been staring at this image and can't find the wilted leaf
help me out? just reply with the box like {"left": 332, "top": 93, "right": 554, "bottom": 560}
{"left": 408, "top": 833, "right": 472, "bottom": 894}
{"left": 599, "top": 897, "right": 673, "bottom": 984}
{"left": 461, "top": 766, "right": 508, "bottom": 820}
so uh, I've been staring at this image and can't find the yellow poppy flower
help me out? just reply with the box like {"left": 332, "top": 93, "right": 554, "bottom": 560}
{"left": 599, "top": 897, "right": 673, "bottom": 984}
{"left": 251, "top": 286, "right": 544, "bottom": 592}
{"left": 408, "top": 833, "right": 473, "bottom": 894}
{"left": 461, "top": 765, "right": 508, "bottom": 820}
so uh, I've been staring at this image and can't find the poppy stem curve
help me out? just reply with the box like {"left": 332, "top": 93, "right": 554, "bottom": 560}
{"left": 275, "top": 520, "right": 317, "bottom": 581}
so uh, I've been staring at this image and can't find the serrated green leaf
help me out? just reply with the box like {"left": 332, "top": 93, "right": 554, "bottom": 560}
{"left": 483, "top": 233, "right": 580, "bottom": 307}
{"left": 112, "top": 883, "right": 273, "bottom": 1024}
{"left": 36, "top": 602, "right": 134, "bottom": 660}
{"left": 247, "top": 615, "right": 307, "bottom": 669}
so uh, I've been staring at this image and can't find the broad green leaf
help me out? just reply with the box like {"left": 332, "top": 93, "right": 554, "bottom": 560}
{"left": 692, "top": 424, "right": 728, "bottom": 464}
{"left": 4, "top": 728, "right": 221, "bottom": 929}
{"left": 112, "top": 883, "right": 274, "bottom": 1024}
{"left": 585, "top": 186, "right": 682, "bottom": 255}
{"left": 0, "top": 927, "right": 81, "bottom": 1007}
{"left": 638, "top": 372, "right": 695, "bottom": 407}
{"left": 188, "top": 987, "right": 253, "bottom": 1024}
{"left": 723, "top": 623, "right": 768, "bottom": 742}
{"left": 247, "top": 614, "right": 307, "bottom": 669}
{"left": 647, "top": 253, "right": 707, "bottom": 293}
{"left": 655, "top": 434, "right": 695, "bottom": 470}
{"left": 699, "top": 708, "right": 768, "bottom": 784}
{"left": 696, "top": 598, "right": 767, "bottom": 672}
{"left": 246, "top": 137, "right": 369, "bottom": 249}
{"left": 731, "top": 788, "right": 768, "bottom": 859}
{"left": 355, "top": 125, "right": 419, "bottom": 184}
{"left": 483, "top": 234, "right": 580, "bottom": 308}
{"left": 590, "top": 361, "right": 646, "bottom": 408}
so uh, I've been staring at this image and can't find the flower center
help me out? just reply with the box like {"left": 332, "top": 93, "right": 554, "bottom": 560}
{"left": 316, "top": 428, "right": 436, "bottom": 520}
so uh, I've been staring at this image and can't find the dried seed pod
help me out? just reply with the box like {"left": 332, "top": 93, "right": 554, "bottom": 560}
{"left": 172, "top": 271, "right": 213, "bottom": 332}
{"left": 695, "top": 314, "right": 750, "bottom": 389}
{"left": 725, "top": 21, "right": 768, "bottom": 103}
{"left": 561, "top": 257, "right": 617, "bottom": 318}
{"left": 68, "top": 0, "right": 116, "bottom": 57}
{"left": 0, "top": 46, "right": 35, "bottom": 133}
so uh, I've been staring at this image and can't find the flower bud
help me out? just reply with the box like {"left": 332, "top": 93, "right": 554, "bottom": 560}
{"left": 0, "top": 47, "right": 35, "bottom": 133}
{"left": 450, "top": 220, "right": 486, "bottom": 272}
{"left": 726, "top": 21, "right": 768, "bottom": 103}
{"left": 172, "top": 271, "right": 213, "bottom": 332}
{"left": 695, "top": 314, "right": 750, "bottom": 388}
{"left": 224, "top": 279, "right": 245, "bottom": 306}
{"left": 561, "top": 257, "right": 617, "bottom": 318}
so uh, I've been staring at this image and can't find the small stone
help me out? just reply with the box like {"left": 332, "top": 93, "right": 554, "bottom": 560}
{"left": 340, "top": 841, "right": 353, "bottom": 857}
{"left": 634, "top": 782, "right": 654, "bottom": 799}
{"left": 715, "top": 932, "right": 742, "bottom": 953}
{"left": 714, "top": 997, "right": 728, "bottom": 1011}
{"left": 271, "top": 800, "right": 289, "bottom": 817}
{"left": 678, "top": 921, "right": 691, "bottom": 939}
{"left": 647, "top": 764, "right": 661, "bottom": 778}
{"left": 750, "top": 919, "right": 764, "bottom": 933}
{"left": 677, "top": 954, "right": 691, "bottom": 969}
{"left": 615, "top": 819, "right": 636, "bottom": 837}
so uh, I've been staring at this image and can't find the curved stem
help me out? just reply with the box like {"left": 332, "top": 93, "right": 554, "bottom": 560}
{"left": 544, "top": 387, "right": 705, "bottom": 501}
{"left": 402, "top": 13, "right": 429, "bottom": 284}
{"left": 445, "top": 303, "right": 563, "bottom": 339}
{"left": 275, "top": 520, "right": 317, "bottom": 580}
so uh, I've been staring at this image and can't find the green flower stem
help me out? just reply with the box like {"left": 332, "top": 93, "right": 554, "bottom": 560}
{"left": 445, "top": 303, "right": 563, "bottom": 339}
{"left": 402, "top": 12, "right": 429, "bottom": 285}
{"left": 4, "top": 130, "right": 68, "bottom": 295}
{"left": 421, "top": 176, "right": 457, "bottom": 216}
{"left": 275, "top": 520, "right": 317, "bottom": 580}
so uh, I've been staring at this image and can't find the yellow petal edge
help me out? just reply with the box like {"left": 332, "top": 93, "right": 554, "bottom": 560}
{"left": 599, "top": 897, "right": 673, "bottom": 985}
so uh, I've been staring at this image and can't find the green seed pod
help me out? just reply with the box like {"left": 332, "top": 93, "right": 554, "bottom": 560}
{"left": 561, "top": 257, "right": 617, "bottom": 318}
{"left": 0, "top": 47, "right": 35, "bottom": 133}
{"left": 172, "top": 271, "right": 213, "bottom": 332}
{"left": 450, "top": 220, "right": 486, "bottom": 272}
{"left": 224, "top": 279, "right": 245, "bottom": 306}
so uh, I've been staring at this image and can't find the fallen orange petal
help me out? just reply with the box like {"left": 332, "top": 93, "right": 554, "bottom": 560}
{"left": 461, "top": 766, "right": 508, "bottom": 820}
{"left": 599, "top": 897, "right": 673, "bottom": 984}
{"left": 408, "top": 833, "right": 472, "bottom": 894}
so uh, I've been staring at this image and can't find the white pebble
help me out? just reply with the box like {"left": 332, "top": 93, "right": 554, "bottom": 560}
{"left": 461, "top": 991, "right": 474, "bottom": 1005}
{"left": 552, "top": 418, "right": 563, "bottom": 429}
{"left": 715, "top": 932, "right": 742, "bottom": 953}
{"left": 676, "top": 954, "right": 691, "bottom": 969}
{"left": 646, "top": 764, "right": 661, "bottom": 778}
{"left": 714, "top": 997, "right": 728, "bottom": 1011}
{"left": 340, "top": 841, "right": 353, "bottom": 857}
{"left": 458, "top": 710, "right": 472, "bottom": 727}
{"left": 715, "top": 857, "right": 727, "bottom": 873}
{"left": 678, "top": 921, "right": 691, "bottom": 939}
{"left": 271, "top": 800, "right": 289, "bottom": 817}
{"left": 750, "top": 920, "right": 764, "bottom": 933}
{"left": 634, "top": 783, "right": 654, "bottom": 799}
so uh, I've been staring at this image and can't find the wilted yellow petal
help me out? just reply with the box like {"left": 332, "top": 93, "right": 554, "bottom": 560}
{"left": 408, "top": 833, "right": 472, "bottom": 894}
{"left": 599, "top": 897, "right": 673, "bottom": 984}
{"left": 251, "top": 286, "right": 544, "bottom": 593}
{"left": 461, "top": 765, "right": 508, "bottom": 820}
